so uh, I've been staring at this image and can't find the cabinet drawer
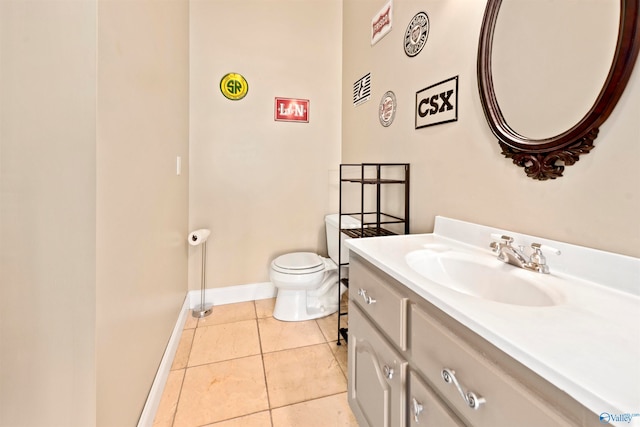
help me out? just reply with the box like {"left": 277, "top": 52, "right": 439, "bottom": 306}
{"left": 409, "top": 304, "right": 572, "bottom": 427}
{"left": 408, "top": 369, "right": 465, "bottom": 427}
{"left": 349, "top": 303, "right": 407, "bottom": 427}
{"left": 350, "top": 256, "right": 408, "bottom": 350}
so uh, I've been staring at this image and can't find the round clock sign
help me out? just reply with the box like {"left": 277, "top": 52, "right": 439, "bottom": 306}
{"left": 404, "top": 12, "right": 429, "bottom": 57}
{"left": 220, "top": 72, "right": 248, "bottom": 100}
{"left": 379, "top": 91, "right": 397, "bottom": 127}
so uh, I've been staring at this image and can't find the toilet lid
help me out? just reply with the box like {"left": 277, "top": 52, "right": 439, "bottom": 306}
{"left": 273, "top": 252, "right": 324, "bottom": 273}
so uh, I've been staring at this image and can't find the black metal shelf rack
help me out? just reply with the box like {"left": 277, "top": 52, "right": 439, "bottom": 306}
{"left": 336, "top": 163, "right": 410, "bottom": 345}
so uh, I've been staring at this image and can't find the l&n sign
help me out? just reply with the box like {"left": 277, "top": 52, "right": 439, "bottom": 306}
{"left": 274, "top": 98, "right": 309, "bottom": 123}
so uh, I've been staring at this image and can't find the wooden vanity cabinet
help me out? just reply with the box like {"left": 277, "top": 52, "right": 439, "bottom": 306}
{"left": 347, "top": 253, "right": 598, "bottom": 427}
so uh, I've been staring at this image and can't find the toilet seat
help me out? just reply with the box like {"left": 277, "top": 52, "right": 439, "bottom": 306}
{"left": 272, "top": 252, "right": 325, "bottom": 274}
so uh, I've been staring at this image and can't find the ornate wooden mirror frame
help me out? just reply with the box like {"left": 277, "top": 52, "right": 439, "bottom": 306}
{"left": 477, "top": 0, "right": 640, "bottom": 180}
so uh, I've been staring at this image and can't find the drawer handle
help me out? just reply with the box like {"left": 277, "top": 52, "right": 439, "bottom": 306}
{"left": 383, "top": 364, "right": 394, "bottom": 379}
{"left": 357, "top": 288, "right": 377, "bottom": 305}
{"left": 441, "top": 368, "right": 486, "bottom": 410}
{"left": 412, "top": 397, "right": 424, "bottom": 422}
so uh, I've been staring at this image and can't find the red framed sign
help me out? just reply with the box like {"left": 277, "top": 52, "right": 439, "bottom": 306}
{"left": 274, "top": 97, "right": 309, "bottom": 123}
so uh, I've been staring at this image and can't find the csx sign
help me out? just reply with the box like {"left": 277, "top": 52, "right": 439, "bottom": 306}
{"left": 415, "top": 76, "right": 458, "bottom": 129}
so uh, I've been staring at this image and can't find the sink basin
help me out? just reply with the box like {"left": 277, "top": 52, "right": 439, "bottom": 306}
{"left": 405, "top": 249, "right": 562, "bottom": 306}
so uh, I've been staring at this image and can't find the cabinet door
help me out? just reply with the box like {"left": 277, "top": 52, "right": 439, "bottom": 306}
{"left": 408, "top": 369, "right": 465, "bottom": 427}
{"left": 348, "top": 303, "right": 407, "bottom": 427}
{"left": 350, "top": 255, "right": 408, "bottom": 350}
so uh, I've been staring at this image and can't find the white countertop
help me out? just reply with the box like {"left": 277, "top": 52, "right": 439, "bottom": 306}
{"left": 345, "top": 216, "right": 640, "bottom": 423}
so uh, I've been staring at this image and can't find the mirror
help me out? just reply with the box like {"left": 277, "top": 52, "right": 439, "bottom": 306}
{"left": 477, "top": 0, "right": 640, "bottom": 180}
{"left": 492, "top": 1, "right": 618, "bottom": 140}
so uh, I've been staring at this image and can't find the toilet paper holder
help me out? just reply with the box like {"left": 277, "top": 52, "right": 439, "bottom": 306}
{"left": 188, "top": 229, "right": 212, "bottom": 318}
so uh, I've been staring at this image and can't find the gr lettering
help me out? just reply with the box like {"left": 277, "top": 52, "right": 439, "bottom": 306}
{"left": 418, "top": 89, "right": 454, "bottom": 117}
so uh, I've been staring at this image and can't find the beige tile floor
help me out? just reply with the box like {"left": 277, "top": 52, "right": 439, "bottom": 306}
{"left": 152, "top": 297, "right": 356, "bottom": 427}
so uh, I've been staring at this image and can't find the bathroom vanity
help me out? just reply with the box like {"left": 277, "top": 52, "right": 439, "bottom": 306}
{"left": 345, "top": 217, "right": 640, "bottom": 427}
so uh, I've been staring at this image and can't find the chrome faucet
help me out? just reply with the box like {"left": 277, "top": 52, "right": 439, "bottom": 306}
{"left": 490, "top": 234, "right": 560, "bottom": 274}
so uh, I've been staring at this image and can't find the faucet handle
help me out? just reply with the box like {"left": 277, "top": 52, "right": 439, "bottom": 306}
{"left": 531, "top": 242, "right": 561, "bottom": 256}
{"left": 529, "top": 243, "right": 560, "bottom": 274}
{"left": 490, "top": 234, "right": 514, "bottom": 253}
{"left": 490, "top": 233, "right": 514, "bottom": 243}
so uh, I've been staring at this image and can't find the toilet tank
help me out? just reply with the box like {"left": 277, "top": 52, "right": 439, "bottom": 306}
{"left": 325, "top": 214, "right": 362, "bottom": 265}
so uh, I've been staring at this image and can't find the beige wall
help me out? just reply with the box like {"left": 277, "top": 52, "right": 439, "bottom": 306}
{"left": 0, "top": 1, "right": 97, "bottom": 425}
{"left": 342, "top": 0, "right": 640, "bottom": 257}
{"left": 189, "top": 0, "right": 343, "bottom": 289}
{"left": 96, "top": 0, "right": 189, "bottom": 425}
{"left": 0, "top": 0, "right": 190, "bottom": 426}
{"left": 2, "top": 1, "right": 637, "bottom": 426}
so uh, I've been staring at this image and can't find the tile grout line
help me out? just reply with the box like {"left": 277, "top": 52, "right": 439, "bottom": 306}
{"left": 168, "top": 369, "right": 185, "bottom": 427}
{"left": 269, "top": 390, "right": 352, "bottom": 411}
{"left": 325, "top": 340, "right": 349, "bottom": 382}
{"left": 183, "top": 318, "right": 262, "bottom": 370}
{"left": 169, "top": 314, "right": 198, "bottom": 427}
{"left": 157, "top": 300, "right": 352, "bottom": 426}
{"left": 254, "top": 302, "right": 276, "bottom": 427}
{"left": 175, "top": 305, "right": 270, "bottom": 427}
{"left": 192, "top": 409, "right": 269, "bottom": 427}
{"left": 261, "top": 340, "right": 335, "bottom": 356}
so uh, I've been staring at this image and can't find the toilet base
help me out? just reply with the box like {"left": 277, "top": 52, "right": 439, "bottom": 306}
{"left": 273, "top": 280, "right": 346, "bottom": 322}
{"left": 273, "top": 288, "right": 339, "bottom": 321}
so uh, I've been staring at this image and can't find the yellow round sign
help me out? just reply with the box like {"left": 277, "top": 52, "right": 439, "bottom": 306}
{"left": 220, "top": 73, "right": 248, "bottom": 100}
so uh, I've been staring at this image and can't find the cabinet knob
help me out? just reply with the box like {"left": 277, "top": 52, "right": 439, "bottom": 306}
{"left": 441, "top": 368, "right": 486, "bottom": 410}
{"left": 412, "top": 397, "right": 424, "bottom": 422}
{"left": 383, "top": 364, "right": 394, "bottom": 379}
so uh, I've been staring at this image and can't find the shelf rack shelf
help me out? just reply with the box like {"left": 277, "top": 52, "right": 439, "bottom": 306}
{"left": 337, "top": 163, "right": 410, "bottom": 345}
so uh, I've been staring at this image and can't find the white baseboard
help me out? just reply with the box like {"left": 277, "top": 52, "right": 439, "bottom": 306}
{"left": 137, "top": 295, "right": 190, "bottom": 427}
{"left": 187, "top": 281, "right": 276, "bottom": 308}
{"left": 137, "top": 282, "right": 276, "bottom": 427}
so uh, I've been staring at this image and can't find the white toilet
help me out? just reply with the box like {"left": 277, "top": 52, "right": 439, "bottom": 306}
{"left": 270, "top": 214, "right": 360, "bottom": 321}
